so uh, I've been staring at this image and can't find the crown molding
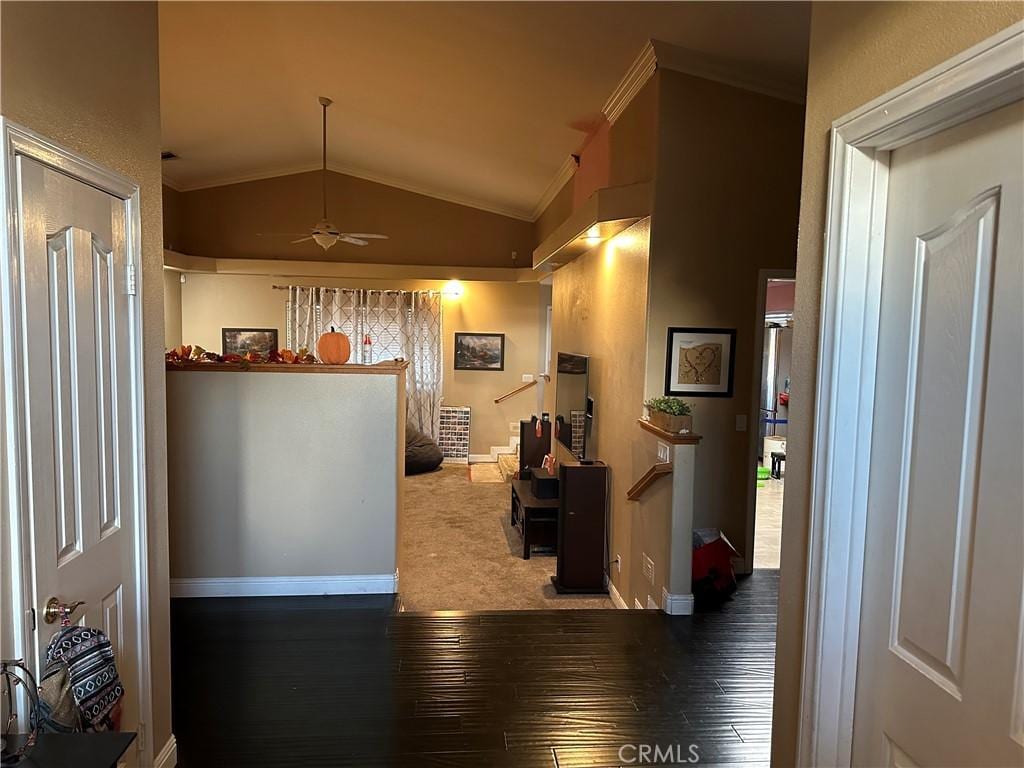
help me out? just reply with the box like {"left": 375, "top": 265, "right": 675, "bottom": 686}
{"left": 160, "top": 174, "right": 184, "bottom": 193}
{"left": 529, "top": 155, "right": 577, "bottom": 221}
{"left": 603, "top": 41, "right": 659, "bottom": 125}
{"left": 164, "top": 161, "right": 535, "bottom": 222}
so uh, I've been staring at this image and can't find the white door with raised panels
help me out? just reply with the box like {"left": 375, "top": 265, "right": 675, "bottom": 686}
{"left": 852, "top": 100, "right": 1023, "bottom": 766}
{"left": 11, "top": 147, "right": 144, "bottom": 755}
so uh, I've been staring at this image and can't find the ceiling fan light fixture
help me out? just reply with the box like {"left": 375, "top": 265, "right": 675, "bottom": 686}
{"left": 312, "top": 232, "right": 336, "bottom": 250}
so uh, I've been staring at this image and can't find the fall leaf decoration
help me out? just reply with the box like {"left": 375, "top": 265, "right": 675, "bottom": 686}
{"left": 166, "top": 344, "right": 319, "bottom": 367}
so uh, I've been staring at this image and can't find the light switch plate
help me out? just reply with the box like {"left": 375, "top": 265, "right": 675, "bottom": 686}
{"left": 735, "top": 414, "right": 747, "bottom": 432}
{"left": 657, "top": 441, "right": 670, "bottom": 463}
{"left": 522, "top": 373, "right": 534, "bottom": 382}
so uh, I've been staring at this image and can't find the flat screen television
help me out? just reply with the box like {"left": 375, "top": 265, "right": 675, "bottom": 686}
{"left": 554, "top": 352, "right": 589, "bottom": 459}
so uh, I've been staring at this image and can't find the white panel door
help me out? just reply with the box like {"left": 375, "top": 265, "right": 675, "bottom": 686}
{"left": 852, "top": 101, "right": 1023, "bottom": 766}
{"left": 15, "top": 155, "right": 140, "bottom": 744}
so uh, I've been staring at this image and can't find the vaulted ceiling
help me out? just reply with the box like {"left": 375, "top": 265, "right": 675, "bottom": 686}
{"left": 159, "top": 1, "right": 810, "bottom": 221}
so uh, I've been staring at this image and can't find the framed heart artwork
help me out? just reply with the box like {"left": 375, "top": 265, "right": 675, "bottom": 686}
{"left": 664, "top": 327, "right": 736, "bottom": 397}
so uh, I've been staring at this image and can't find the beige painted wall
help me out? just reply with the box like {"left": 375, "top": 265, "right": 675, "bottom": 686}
{"left": 551, "top": 218, "right": 652, "bottom": 605}
{"left": 174, "top": 271, "right": 545, "bottom": 455}
{"left": 170, "top": 169, "right": 536, "bottom": 268}
{"left": 167, "top": 369, "right": 403, "bottom": 580}
{"left": 163, "top": 269, "right": 183, "bottom": 348}
{"left": 0, "top": 0, "right": 172, "bottom": 751}
{"left": 644, "top": 70, "right": 804, "bottom": 555}
{"left": 772, "top": 3, "right": 1024, "bottom": 766}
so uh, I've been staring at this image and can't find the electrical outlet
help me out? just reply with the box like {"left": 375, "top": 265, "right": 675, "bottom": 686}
{"left": 521, "top": 373, "right": 535, "bottom": 383}
{"left": 509, "top": 422, "right": 519, "bottom": 434}
{"left": 614, "top": 554, "right": 622, "bottom": 573}
{"left": 657, "top": 441, "right": 670, "bottom": 463}
{"left": 642, "top": 553, "right": 655, "bottom": 584}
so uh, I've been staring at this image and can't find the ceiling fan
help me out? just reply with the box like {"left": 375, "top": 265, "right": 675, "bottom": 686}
{"left": 258, "top": 96, "right": 388, "bottom": 251}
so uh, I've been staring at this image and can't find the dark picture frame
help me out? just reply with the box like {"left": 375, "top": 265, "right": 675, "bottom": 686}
{"left": 664, "top": 326, "right": 736, "bottom": 397}
{"left": 222, "top": 327, "right": 279, "bottom": 357}
{"left": 454, "top": 332, "right": 505, "bottom": 371}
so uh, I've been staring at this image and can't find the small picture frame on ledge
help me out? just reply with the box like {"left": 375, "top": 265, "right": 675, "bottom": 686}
{"left": 222, "top": 328, "right": 279, "bottom": 357}
{"left": 454, "top": 333, "right": 505, "bottom": 371}
{"left": 665, "top": 327, "right": 736, "bottom": 397}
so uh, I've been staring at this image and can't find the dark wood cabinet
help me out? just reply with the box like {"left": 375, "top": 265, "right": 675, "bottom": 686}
{"left": 552, "top": 460, "right": 608, "bottom": 594}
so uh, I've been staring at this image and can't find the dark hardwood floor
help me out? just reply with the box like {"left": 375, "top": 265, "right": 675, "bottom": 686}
{"left": 170, "top": 571, "right": 778, "bottom": 767}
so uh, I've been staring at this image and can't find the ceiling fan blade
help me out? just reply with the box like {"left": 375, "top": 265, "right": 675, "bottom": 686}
{"left": 256, "top": 232, "right": 312, "bottom": 238}
{"left": 340, "top": 236, "right": 369, "bottom": 246}
{"left": 342, "top": 233, "right": 388, "bottom": 240}
{"left": 291, "top": 236, "right": 314, "bottom": 244}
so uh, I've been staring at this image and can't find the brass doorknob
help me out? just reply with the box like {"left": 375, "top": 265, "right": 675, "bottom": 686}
{"left": 43, "top": 597, "right": 85, "bottom": 624}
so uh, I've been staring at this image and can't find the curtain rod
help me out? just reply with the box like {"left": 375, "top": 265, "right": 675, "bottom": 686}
{"left": 271, "top": 285, "right": 440, "bottom": 295}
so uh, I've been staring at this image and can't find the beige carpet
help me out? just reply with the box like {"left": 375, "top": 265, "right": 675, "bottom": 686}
{"left": 468, "top": 462, "right": 504, "bottom": 483}
{"left": 399, "top": 465, "right": 614, "bottom": 612}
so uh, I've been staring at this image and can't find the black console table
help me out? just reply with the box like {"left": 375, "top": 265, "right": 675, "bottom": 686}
{"left": 510, "top": 477, "right": 558, "bottom": 559}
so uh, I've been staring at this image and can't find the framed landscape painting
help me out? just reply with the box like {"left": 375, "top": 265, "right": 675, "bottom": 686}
{"left": 222, "top": 328, "right": 278, "bottom": 357}
{"left": 665, "top": 327, "right": 736, "bottom": 397}
{"left": 454, "top": 333, "right": 505, "bottom": 371}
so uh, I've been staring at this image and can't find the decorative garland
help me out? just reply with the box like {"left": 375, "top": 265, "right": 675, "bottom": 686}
{"left": 165, "top": 344, "right": 318, "bottom": 367}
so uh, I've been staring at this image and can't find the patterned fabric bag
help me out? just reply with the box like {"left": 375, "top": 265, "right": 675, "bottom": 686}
{"left": 34, "top": 626, "right": 124, "bottom": 733}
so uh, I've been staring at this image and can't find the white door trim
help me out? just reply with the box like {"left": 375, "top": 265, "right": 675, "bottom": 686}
{"left": 0, "top": 118, "right": 154, "bottom": 765}
{"left": 798, "top": 21, "right": 1024, "bottom": 768}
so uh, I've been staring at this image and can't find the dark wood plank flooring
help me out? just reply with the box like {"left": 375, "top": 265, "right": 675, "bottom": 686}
{"left": 171, "top": 571, "right": 778, "bottom": 767}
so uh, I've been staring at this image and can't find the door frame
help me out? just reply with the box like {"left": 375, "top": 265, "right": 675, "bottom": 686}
{"left": 798, "top": 21, "right": 1024, "bottom": 768}
{"left": 741, "top": 268, "right": 795, "bottom": 575}
{"left": 0, "top": 118, "right": 154, "bottom": 762}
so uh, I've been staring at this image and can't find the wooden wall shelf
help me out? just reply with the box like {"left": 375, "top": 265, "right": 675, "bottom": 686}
{"left": 637, "top": 419, "right": 702, "bottom": 444}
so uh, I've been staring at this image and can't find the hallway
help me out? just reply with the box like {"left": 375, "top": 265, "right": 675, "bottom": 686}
{"left": 170, "top": 571, "right": 778, "bottom": 767}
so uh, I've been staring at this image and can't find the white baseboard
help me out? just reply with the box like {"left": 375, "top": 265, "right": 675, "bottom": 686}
{"left": 607, "top": 577, "right": 629, "bottom": 609}
{"left": 661, "top": 588, "right": 695, "bottom": 615}
{"left": 170, "top": 573, "right": 397, "bottom": 598}
{"left": 154, "top": 735, "right": 177, "bottom": 768}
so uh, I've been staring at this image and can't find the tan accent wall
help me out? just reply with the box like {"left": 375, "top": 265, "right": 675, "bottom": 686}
{"left": 163, "top": 270, "right": 183, "bottom": 349}
{"left": 0, "top": 0, "right": 172, "bottom": 751}
{"left": 551, "top": 218, "right": 651, "bottom": 604}
{"left": 773, "top": 4, "right": 1024, "bottom": 766}
{"left": 534, "top": 178, "right": 574, "bottom": 244}
{"left": 609, "top": 77, "right": 659, "bottom": 188}
{"left": 162, "top": 183, "right": 185, "bottom": 252}
{"left": 170, "top": 170, "right": 536, "bottom": 268}
{"left": 175, "top": 271, "right": 544, "bottom": 455}
{"left": 644, "top": 69, "right": 804, "bottom": 556}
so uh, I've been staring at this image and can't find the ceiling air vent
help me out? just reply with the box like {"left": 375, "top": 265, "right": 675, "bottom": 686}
{"left": 161, "top": 151, "right": 178, "bottom": 161}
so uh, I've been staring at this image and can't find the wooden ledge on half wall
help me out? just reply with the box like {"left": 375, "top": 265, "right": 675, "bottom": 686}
{"left": 637, "top": 418, "right": 703, "bottom": 445}
{"left": 165, "top": 360, "right": 410, "bottom": 375}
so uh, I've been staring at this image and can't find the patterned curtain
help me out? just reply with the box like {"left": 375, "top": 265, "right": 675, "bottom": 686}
{"left": 285, "top": 286, "right": 443, "bottom": 438}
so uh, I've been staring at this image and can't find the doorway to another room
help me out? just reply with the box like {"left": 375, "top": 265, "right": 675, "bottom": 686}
{"left": 752, "top": 275, "right": 794, "bottom": 570}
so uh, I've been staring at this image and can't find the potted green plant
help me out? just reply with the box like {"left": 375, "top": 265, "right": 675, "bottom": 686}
{"left": 644, "top": 396, "right": 693, "bottom": 434}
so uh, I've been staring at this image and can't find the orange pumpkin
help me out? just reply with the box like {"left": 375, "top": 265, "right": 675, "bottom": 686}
{"left": 316, "top": 327, "right": 351, "bottom": 364}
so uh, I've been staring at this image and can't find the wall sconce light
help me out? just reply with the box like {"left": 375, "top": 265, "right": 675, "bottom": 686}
{"left": 443, "top": 279, "right": 464, "bottom": 299}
